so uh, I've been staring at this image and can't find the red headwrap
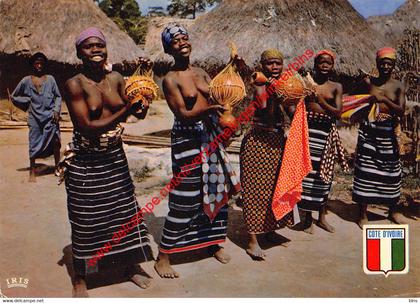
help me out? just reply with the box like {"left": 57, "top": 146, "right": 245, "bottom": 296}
{"left": 75, "top": 27, "right": 106, "bottom": 48}
{"left": 315, "top": 50, "right": 336, "bottom": 62}
{"left": 376, "top": 47, "right": 396, "bottom": 61}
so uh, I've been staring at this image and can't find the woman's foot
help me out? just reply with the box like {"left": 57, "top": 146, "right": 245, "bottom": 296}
{"left": 316, "top": 219, "right": 335, "bottom": 233}
{"left": 303, "top": 211, "right": 314, "bottom": 234}
{"left": 317, "top": 207, "right": 335, "bottom": 233}
{"left": 127, "top": 265, "right": 152, "bottom": 289}
{"left": 208, "top": 245, "right": 231, "bottom": 264}
{"left": 154, "top": 252, "right": 179, "bottom": 279}
{"left": 357, "top": 204, "right": 368, "bottom": 229}
{"left": 29, "top": 159, "right": 36, "bottom": 182}
{"left": 388, "top": 206, "right": 407, "bottom": 224}
{"left": 264, "top": 231, "right": 290, "bottom": 247}
{"left": 131, "top": 274, "right": 152, "bottom": 289}
{"left": 72, "top": 276, "right": 88, "bottom": 298}
{"left": 246, "top": 234, "right": 265, "bottom": 261}
{"left": 29, "top": 168, "right": 36, "bottom": 182}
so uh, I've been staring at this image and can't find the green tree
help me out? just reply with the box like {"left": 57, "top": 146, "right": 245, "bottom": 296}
{"left": 97, "top": 0, "right": 147, "bottom": 45}
{"left": 167, "top": 0, "right": 220, "bottom": 19}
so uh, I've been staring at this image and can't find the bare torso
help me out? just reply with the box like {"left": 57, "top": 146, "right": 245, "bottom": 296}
{"left": 368, "top": 78, "right": 403, "bottom": 115}
{"left": 163, "top": 66, "right": 214, "bottom": 122}
{"left": 306, "top": 80, "right": 340, "bottom": 115}
{"left": 254, "top": 85, "right": 284, "bottom": 126}
{"left": 76, "top": 72, "right": 126, "bottom": 120}
{"left": 64, "top": 70, "right": 138, "bottom": 137}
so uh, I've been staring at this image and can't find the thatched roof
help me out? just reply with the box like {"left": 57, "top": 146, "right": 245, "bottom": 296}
{"left": 154, "top": 0, "right": 386, "bottom": 75}
{"left": 367, "top": 0, "right": 419, "bottom": 47}
{"left": 0, "top": 0, "right": 145, "bottom": 65}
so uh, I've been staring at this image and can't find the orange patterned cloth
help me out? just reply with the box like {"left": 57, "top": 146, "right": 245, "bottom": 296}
{"left": 272, "top": 100, "right": 312, "bottom": 220}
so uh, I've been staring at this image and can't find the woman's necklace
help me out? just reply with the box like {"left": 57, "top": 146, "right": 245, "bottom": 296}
{"left": 82, "top": 74, "right": 111, "bottom": 94}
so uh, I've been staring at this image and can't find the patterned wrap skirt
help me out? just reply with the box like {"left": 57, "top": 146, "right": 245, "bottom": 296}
{"left": 240, "top": 126, "right": 293, "bottom": 234}
{"left": 352, "top": 119, "right": 401, "bottom": 205}
{"left": 298, "top": 112, "right": 334, "bottom": 212}
{"left": 159, "top": 118, "right": 239, "bottom": 253}
{"left": 63, "top": 126, "right": 153, "bottom": 276}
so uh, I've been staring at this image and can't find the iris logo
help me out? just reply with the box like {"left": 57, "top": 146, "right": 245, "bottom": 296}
{"left": 0, "top": 284, "right": 7, "bottom": 298}
{"left": 6, "top": 277, "right": 29, "bottom": 288}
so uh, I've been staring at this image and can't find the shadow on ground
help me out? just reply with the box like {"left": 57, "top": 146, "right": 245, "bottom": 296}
{"left": 327, "top": 199, "right": 389, "bottom": 223}
{"left": 57, "top": 245, "right": 153, "bottom": 290}
{"left": 17, "top": 163, "right": 55, "bottom": 176}
{"left": 227, "top": 206, "right": 291, "bottom": 251}
{"left": 145, "top": 212, "right": 213, "bottom": 265}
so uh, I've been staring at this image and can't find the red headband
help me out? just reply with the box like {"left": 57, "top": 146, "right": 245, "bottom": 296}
{"left": 315, "top": 50, "right": 336, "bottom": 62}
{"left": 376, "top": 47, "right": 396, "bottom": 60}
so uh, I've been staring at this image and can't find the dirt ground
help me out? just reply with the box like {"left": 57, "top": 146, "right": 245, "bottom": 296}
{"left": 0, "top": 109, "right": 419, "bottom": 298}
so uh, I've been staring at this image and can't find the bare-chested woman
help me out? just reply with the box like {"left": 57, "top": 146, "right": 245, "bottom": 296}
{"left": 298, "top": 50, "right": 346, "bottom": 234}
{"left": 61, "top": 28, "right": 153, "bottom": 297}
{"left": 352, "top": 47, "right": 406, "bottom": 228}
{"left": 154, "top": 24, "right": 240, "bottom": 278}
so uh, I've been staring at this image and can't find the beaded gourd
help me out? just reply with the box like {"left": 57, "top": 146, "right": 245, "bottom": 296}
{"left": 252, "top": 71, "right": 314, "bottom": 105}
{"left": 209, "top": 43, "right": 246, "bottom": 128}
{"left": 125, "top": 64, "right": 159, "bottom": 105}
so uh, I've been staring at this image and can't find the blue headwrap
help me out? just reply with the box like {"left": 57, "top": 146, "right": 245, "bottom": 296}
{"left": 161, "top": 23, "right": 189, "bottom": 54}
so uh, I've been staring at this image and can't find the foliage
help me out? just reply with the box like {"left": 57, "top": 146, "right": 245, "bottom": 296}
{"left": 167, "top": 0, "right": 220, "bottom": 19}
{"left": 97, "top": 0, "right": 148, "bottom": 44}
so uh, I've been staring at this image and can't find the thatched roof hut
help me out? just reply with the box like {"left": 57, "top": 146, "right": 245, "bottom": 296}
{"left": 0, "top": 0, "right": 146, "bottom": 98}
{"left": 0, "top": 0, "right": 145, "bottom": 65}
{"left": 367, "top": 0, "right": 419, "bottom": 47}
{"left": 154, "top": 0, "right": 386, "bottom": 75}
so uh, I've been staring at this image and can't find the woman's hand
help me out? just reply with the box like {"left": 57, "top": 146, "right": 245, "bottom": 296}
{"left": 298, "top": 67, "right": 308, "bottom": 77}
{"left": 233, "top": 55, "right": 247, "bottom": 73}
{"left": 207, "top": 95, "right": 218, "bottom": 105}
{"left": 129, "top": 96, "right": 146, "bottom": 113}
{"left": 130, "top": 96, "right": 151, "bottom": 120}
{"left": 370, "top": 87, "right": 386, "bottom": 103}
{"left": 52, "top": 112, "right": 60, "bottom": 124}
{"left": 206, "top": 104, "right": 226, "bottom": 116}
{"left": 135, "top": 57, "right": 153, "bottom": 71}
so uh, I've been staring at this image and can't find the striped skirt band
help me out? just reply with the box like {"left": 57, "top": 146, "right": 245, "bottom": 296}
{"left": 159, "top": 118, "right": 239, "bottom": 253}
{"left": 64, "top": 128, "right": 152, "bottom": 275}
{"left": 298, "top": 112, "right": 334, "bottom": 212}
{"left": 352, "top": 119, "right": 401, "bottom": 205}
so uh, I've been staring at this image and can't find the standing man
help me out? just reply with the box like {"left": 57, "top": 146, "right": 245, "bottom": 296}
{"left": 353, "top": 47, "right": 406, "bottom": 228}
{"left": 61, "top": 27, "right": 153, "bottom": 297}
{"left": 11, "top": 52, "right": 61, "bottom": 182}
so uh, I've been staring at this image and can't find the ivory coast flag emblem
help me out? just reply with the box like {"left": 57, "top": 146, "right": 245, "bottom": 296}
{"left": 363, "top": 225, "right": 409, "bottom": 276}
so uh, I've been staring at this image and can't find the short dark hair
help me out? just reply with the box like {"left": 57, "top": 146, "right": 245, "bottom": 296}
{"left": 29, "top": 52, "right": 48, "bottom": 66}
